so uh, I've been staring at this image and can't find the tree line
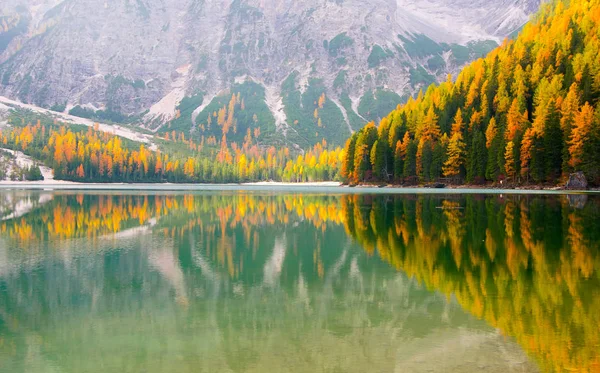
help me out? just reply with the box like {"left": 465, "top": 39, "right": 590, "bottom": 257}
{"left": 0, "top": 120, "right": 344, "bottom": 183}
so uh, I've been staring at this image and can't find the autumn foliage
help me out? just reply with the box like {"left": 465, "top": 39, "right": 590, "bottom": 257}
{"left": 342, "top": 194, "right": 600, "bottom": 373}
{"left": 342, "top": 0, "right": 600, "bottom": 185}
{"left": 0, "top": 120, "right": 344, "bottom": 183}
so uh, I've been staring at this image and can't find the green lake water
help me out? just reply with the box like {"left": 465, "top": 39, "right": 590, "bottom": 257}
{"left": 0, "top": 190, "right": 598, "bottom": 372}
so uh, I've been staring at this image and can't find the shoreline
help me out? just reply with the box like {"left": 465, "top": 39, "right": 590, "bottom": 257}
{"left": 0, "top": 181, "right": 597, "bottom": 194}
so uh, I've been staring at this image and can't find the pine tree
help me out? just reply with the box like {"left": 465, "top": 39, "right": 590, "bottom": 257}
{"left": 560, "top": 83, "right": 580, "bottom": 174}
{"left": 419, "top": 140, "right": 433, "bottom": 181}
{"left": 403, "top": 140, "right": 418, "bottom": 179}
{"left": 430, "top": 141, "right": 446, "bottom": 181}
{"left": 543, "top": 101, "right": 563, "bottom": 181}
{"left": 467, "top": 131, "right": 487, "bottom": 183}
{"left": 485, "top": 117, "right": 502, "bottom": 180}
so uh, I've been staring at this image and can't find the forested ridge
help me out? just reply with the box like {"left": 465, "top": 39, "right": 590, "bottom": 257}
{"left": 343, "top": 0, "right": 600, "bottom": 186}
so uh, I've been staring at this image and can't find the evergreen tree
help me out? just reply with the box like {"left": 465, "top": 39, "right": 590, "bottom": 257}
{"left": 467, "top": 131, "right": 487, "bottom": 183}
{"left": 26, "top": 165, "right": 44, "bottom": 181}
{"left": 370, "top": 140, "right": 382, "bottom": 179}
{"left": 403, "top": 140, "right": 418, "bottom": 179}
{"left": 420, "top": 140, "right": 433, "bottom": 181}
{"left": 560, "top": 83, "right": 580, "bottom": 174}
{"left": 430, "top": 141, "right": 446, "bottom": 181}
{"left": 485, "top": 117, "right": 502, "bottom": 180}
{"left": 544, "top": 102, "right": 563, "bottom": 180}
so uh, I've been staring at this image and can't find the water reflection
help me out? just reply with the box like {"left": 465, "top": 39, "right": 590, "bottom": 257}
{"left": 0, "top": 191, "right": 597, "bottom": 372}
{"left": 342, "top": 194, "right": 600, "bottom": 373}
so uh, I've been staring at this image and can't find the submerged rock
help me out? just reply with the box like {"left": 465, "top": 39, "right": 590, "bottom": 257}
{"left": 565, "top": 172, "right": 588, "bottom": 190}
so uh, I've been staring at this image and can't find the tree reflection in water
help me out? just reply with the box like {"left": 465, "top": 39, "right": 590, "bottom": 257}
{"left": 0, "top": 191, "right": 597, "bottom": 372}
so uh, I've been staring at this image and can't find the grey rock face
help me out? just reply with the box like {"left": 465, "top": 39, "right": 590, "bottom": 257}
{"left": 0, "top": 0, "right": 541, "bottom": 131}
{"left": 566, "top": 171, "right": 588, "bottom": 190}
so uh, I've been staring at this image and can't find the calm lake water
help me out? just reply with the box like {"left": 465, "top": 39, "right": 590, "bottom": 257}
{"left": 0, "top": 190, "right": 598, "bottom": 373}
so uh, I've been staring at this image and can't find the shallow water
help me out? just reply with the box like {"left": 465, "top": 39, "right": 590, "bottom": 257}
{"left": 0, "top": 190, "right": 598, "bottom": 372}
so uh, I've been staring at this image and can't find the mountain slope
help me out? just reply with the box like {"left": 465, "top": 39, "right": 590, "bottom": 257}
{"left": 0, "top": 0, "right": 540, "bottom": 147}
{"left": 342, "top": 0, "right": 600, "bottom": 185}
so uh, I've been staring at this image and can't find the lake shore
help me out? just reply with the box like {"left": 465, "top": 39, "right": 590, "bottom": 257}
{"left": 0, "top": 180, "right": 597, "bottom": 194}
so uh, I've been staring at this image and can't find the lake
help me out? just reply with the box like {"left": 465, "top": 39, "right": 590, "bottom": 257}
{"left": 0, "top": 190, "right": 598, "bottom": 372}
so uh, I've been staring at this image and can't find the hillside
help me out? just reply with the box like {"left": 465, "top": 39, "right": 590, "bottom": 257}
{"left": 342, "top": 0, "right": 600, "bottom": 186}
{"left": 0, "top": 0, "right": 540, "bottom": 148}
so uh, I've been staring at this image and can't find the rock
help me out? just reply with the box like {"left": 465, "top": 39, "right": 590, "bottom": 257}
{"left": 425, "top": 183, "right": 446, "bottom": 189}
{"left": 565, "top": 172, "right": 588, "bottom": 190}
{"left": 0, "top": 0, "right": 540, "bottom": 143}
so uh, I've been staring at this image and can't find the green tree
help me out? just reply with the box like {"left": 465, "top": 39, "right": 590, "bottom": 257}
{"left": 467, "top": 131, "right": 487, "bottom": 182}
{"left": 543, "top": 102, "right": 563, "bottom": 181}
{"left": 403, "top": 140, "right": 418, "bottom": 179}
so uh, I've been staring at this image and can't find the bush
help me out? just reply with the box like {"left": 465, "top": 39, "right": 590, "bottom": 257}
{"left": 69, "top": 106, "right": 128, "bottom": 123}
{"left": 26, "top": 165, "right": 44, "bottom": 181}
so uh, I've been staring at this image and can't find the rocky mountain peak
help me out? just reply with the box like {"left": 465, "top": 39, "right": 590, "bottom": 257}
{"left": 0, "top": 0, "right": 541, "bottom": 146}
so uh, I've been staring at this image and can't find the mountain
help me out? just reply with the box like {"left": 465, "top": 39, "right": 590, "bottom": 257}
{"left": 341, "top": 0, "right": 600, "bottom": 186}
{"left": 0, "top": 0, "right": 540, "bottom": 147}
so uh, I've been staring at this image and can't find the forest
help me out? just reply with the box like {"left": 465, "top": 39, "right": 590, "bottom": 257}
{"left": 0, "top": 118, "right": 344, "bottom": 183}
{"left": 342, "top": 0, "right": 600, "bottom": 186}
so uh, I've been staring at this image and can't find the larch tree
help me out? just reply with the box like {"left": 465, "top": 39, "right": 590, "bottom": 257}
{"left": 520, "top": 128, "right": 536, "bottom": 181}
{"left": 568, "top": 102, "right": 595, "bottom": 171}
{"left": 505, "top": 141, "right": 517, "bottom": 181}
{"left": 560, "top": 83, "right": 580, "bottom": 172}
{"left": 443, "top": 110, "right": 466, "bottom": 178}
